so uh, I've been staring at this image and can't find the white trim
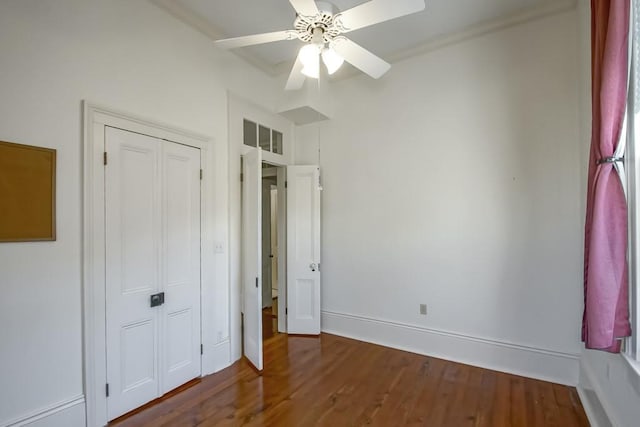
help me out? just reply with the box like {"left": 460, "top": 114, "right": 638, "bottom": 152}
{"left": 384, "top": 0, "right": 576, "bottom": 66}
{"left": 622, "top": 351, "right": 640, "bottom": 377}
{"left": 83, "top": 102, "right": 219, "bottom": 427}
{"left": 3, "top": 396, "right": 85, "bottom": 427}
{"left": 578, "top": 356, "right": 621, "bottom": 427}
{"left": 322, "top": 310, "right": 580, "bottom": 386}
{"left": 276, "top": 0, "right": 579, "bottom": 78}
{"left": 149, "top": 0, "right": 278, "bottom": 76}
{"left": 576, "top": 387, "right": 610, "bottom": 427}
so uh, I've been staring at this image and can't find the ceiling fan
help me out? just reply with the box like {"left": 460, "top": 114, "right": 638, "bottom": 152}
{"left": 214, "top": 0, "right": 426, "bottom": 90}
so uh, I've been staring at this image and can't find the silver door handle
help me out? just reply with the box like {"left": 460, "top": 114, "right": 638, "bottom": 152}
{"left": 310, "top": 263, "right": 317, "bottom": 272}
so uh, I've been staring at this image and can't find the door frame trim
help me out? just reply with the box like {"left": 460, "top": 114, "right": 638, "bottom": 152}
{"left": 82, "top": 102, "right": 215, "bottom": 426}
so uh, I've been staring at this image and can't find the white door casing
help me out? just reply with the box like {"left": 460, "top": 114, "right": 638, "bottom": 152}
{"left": 276, "top": 166, "right": 287, "bottom": 333}
{"left": 270, "top": 185, "right": 278, "bottom": 301}
{"left": 105, "top": 127, "right": 202, "bottom": 420}
{"left": 286, "top": 166, "right": 321, "bottom": 335}
{"left": 242, "top": 148, "right": 263, "bottom": 370}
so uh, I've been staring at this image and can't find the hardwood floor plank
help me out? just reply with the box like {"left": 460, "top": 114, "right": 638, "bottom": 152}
{"left": 111, "top": 333, "right": 589, "bottom": 427}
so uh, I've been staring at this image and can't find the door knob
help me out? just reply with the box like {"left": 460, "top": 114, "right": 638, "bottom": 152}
{"left": 310, "top": 263, "right": 317, "bottom": 272}
{"left": 150, "top": 292, "right": 165, "bottom": 307}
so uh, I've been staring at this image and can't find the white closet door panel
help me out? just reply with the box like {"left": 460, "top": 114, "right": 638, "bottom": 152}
{"left": 287, "top": 166, "right": 321, "bottom": 335}
{"left": 242, "top": 149, "right": 263, "bottom": 371}
{"left": 162, "top": 141, "right": 202, "bottom": 392}
{"left": 105, "top": 127, "right": 161, "bottom": 420}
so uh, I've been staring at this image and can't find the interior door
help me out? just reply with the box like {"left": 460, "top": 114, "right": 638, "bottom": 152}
{"left": 105, "top": 127, "right": 161, "bottom": 419}
{"left": 286, "top": 165, "right": 321, "bottom": 334}
{"left": 242, "top": 149, "right": 263, "bottom": 370}
{"left": 105, "top": 128, "right": 202, "bottom": 420}
{"left": 161, "top": 141, "right": 201, "bottom": 393}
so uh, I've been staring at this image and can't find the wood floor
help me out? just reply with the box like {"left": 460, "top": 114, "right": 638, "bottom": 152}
{"left": 262, "top": 298, "right": 278, "bottom": 341}
{"left": 111, "top": 333, "right": 589, "bottom": 427}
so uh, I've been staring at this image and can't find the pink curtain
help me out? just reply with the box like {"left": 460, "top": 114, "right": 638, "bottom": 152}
{"left": 583, "top": 0, "right": 632, "bottom": 353}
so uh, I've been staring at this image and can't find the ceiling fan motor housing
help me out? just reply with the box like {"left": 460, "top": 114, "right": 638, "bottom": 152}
{"left": 294, "top": 1, "right": 341, "bottom": 43}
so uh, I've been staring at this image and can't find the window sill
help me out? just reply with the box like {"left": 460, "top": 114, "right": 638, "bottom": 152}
{"left": 622, "top": 351, "right": 640, "bottom": 378}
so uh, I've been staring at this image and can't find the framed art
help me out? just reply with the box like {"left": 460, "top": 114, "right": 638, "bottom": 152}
{"left": 0, "top": 140, "right": 56, "bottom": 242}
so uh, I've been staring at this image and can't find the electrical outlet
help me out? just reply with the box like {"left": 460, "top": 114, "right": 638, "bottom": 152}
{"left": 214, "top": 242, "right": 224, "bottom": 254}
{"left": 419, "top": 304, "right": 427, "bottom": 315}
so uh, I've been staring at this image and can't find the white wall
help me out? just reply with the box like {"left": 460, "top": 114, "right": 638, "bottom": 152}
{"left": 306, "top": 10, "right": 584, "bottom": 384}
{"left": 0, "top": 1, "right": 279, "bottom": 425}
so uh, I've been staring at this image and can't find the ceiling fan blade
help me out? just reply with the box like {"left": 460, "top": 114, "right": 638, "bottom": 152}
{"left": 285, "top": 53, "right": 306, "bottom": 91}
{"left": 335, "top": 0, "right": 425, "bottom": 32}
{"left": 289, "top": 0, "right": 319, "bottom": 17}
{"left": 330, "top": 37, "right": 390, "bottom": 79}
{"left": 214, "top": 30, "right": 298, "bottom": 50}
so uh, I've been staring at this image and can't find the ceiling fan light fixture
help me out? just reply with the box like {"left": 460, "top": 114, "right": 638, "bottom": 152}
{"left": 299, "top": 44, "right": 320, "bottom": 66}
{"left": 321, "top": 47, "right": 344, "bottom": 75}
{"left": 299, "top": 43, "right": 320, "bottom": 79}
{"left": 301, "top": 64, "right": 319, "bottom": 79}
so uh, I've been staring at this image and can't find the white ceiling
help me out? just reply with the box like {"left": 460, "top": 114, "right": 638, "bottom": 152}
{"left": 154, "top": 0, "right": 574, "bottom": 75}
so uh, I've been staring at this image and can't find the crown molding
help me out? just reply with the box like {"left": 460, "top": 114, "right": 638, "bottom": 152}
{"left": 149, "top": 0, "right": 281, "bottom": 76}
{"left": 273, "top": 0, "right": 578, "bottom": 80}
{"left": 149, "top": 0, "right": 577, "bottom": 81}
{"left": 385, "top": 0, "right": 577, "bottom": 65}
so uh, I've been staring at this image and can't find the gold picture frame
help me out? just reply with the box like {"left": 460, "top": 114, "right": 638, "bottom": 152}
{"left": 0, "top": 140, "right": 56, "bottom": 242}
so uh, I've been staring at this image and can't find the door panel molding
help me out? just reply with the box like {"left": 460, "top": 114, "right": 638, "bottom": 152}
{"left": 83, "top": 102, "right": 217, "bottom": 427}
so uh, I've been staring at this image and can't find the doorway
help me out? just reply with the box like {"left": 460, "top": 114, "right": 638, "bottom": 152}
{"left": 261, "top": 164, "right": 284, "bottom": 341}
{"left": 241, "top": 148, "right": 322, "bottom": 372}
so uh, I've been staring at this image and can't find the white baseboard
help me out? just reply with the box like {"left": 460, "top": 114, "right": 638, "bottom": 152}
{"left": 322, "top": 310, "right": 580, "bottom": 386}
{"left": 576, "top": 386, "right": 614, "bottom": 427}
{"left": 3, "top": 396, "right": 85, "bottom": 427}
{"left": 577, "top": 357, "right": 617, "bottom": 427}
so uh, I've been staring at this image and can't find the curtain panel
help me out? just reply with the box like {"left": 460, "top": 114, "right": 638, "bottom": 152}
{"left": 583, "top": 0, "right": 632, "bottom": 353}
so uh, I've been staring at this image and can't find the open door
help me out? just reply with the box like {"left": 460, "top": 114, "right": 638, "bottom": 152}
{"left": 242, "top": 149, "right": 263, "bottom": 370}
{"left": 286, "top": 165, "right": 321, "bottom": 335}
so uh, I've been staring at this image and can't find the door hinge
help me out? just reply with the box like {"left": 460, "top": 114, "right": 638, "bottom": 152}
{"left": 200, "top": 169, "right": 203, "bottom": 180}
{"left": 255, "top": 277, "right": 258, "bottom": 288}
{"left": 105, "top": 383, "right": 110, "bottom": 397}
{"left": 285, "top": 181, "right": 288, "bottom": 189}
{"left": 103, "top": 152, "right": 108, "bottom": 166}
{"left": 200, "top": 344, "right": 204, "bottom": 355}
{"left": 240, "top": 173, "right": 244, "bottom": 182}
{"left": 285, "top": 308, "right": 288, "bottom": 315}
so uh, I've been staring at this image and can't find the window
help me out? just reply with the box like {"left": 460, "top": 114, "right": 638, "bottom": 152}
{"left": 272, "top": 130, "right": 283, "bottom": 155}
{"left": 626, "top": 0, "right": 640, "bottom": 361}
{"left": 259, "top": 125, "right": 270, "bottom": 151}
{"left": 243, "top": 119, "right": 284, "bottom": 155}
{"left": 243, "top": 119, "right": 257, "bottom": 148}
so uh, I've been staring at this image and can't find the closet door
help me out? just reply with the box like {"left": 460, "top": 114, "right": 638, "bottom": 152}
{"left": 105, "top": 127, "right": 162, "bottom": 420}
{"left": 105, "top": 128, "right": 202, "bottom": 421}
{"left": 161, "top": 141, "right": 202, "bottom": 392}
